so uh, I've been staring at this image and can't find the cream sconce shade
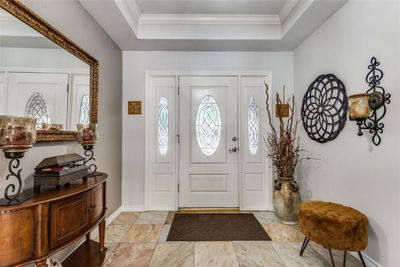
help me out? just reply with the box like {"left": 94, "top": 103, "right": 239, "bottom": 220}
{"left": 348, "top": 94, "right": 371, "bottom": 120}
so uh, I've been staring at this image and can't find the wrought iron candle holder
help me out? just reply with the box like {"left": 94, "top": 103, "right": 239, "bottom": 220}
{"left": 77, "top": 123, "right": 98, "bottom": 176}
{"left": 83, "top": 145, "right": 97, "bottom": 175}
{"left": 0, "top": 116, "right": 37, "bottom": 206}
{"left": 349, "top": 57, "right": 391, "bottom": 146}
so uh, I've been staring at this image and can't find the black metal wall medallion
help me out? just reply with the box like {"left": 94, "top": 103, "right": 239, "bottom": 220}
{"left": 301, "top": 74, "right": 348, "bottom": 143}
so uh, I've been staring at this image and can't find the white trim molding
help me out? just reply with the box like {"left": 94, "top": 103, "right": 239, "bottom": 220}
{"left": 281, "top": 0, "right": 314, "bottom": 36}
{"left": 121, "top": 205, "right": 145, "bottom": 212}
{"left": 279, "top": 0, "right": 300, "bottom": 23}
{"left": 137, "top": 17, "right": 281, "bottom": 40}
{"left": 114, "top": 0, "right": 140, "bottom": 35}
{"left": 140, "top": 14, "right": 281, "bottom": 25}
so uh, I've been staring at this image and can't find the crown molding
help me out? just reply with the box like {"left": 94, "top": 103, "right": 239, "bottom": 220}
{"left": 112, "top": 0, "right": 306, "bottom": 39}
{"left": 281, "top": 0, "right": 314, "bottom": 36}
{"left": 279, "top": 0, "right": 300, "bottom": 23}
{"left": 139, "top": 14, "right": 281, "bottom": 25}
{"left": 126, "top": 0, "right": 141, "bottom": 22}
{"left": 114, "top": 0, "right": 140, "bottom": 34}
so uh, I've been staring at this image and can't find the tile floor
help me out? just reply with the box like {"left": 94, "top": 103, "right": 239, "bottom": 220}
{"left": 100, "top": 211, "right": 362, "bottom": 267}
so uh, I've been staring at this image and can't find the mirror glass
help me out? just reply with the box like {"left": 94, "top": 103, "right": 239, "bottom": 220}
{"left": 0, "top": 8, "right": 90, "bottom": 131}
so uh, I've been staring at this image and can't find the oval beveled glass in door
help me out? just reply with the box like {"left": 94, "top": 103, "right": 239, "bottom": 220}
{"left": 158, "top": 97, "right": 169, "bottom": 155}
{"left": 79, "top": 95, "right": 90, "bottom": 124}
{"left": 248, "top": 96, "right": 259, "bottom": 155}
{"left": 196, "top": 95, "right": 222, "bottom": 156}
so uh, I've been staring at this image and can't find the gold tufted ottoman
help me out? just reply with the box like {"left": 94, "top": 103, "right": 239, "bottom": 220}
{"left": 298, "top": 201, "right": 368, "bottom": 267}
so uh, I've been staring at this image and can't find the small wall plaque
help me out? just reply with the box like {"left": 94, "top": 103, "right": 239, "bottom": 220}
{"left": 128, "top": 101, "right": 142, "bottom": 115}
{"left": 276, "top": 103, "right": 290, "bottom": 118}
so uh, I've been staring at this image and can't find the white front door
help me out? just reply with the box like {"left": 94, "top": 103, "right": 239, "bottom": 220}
{"left": 179, "top": 76, "right": 239, "bottom": 207}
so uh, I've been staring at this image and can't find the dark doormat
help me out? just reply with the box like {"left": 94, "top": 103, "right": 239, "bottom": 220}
{"left": 167, "top": 213, "right": 271, "bottom": 241}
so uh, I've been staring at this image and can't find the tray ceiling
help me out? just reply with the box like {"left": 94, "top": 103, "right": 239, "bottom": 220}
{"left": 79, "top": 0, "right": 348, "bottom": 51}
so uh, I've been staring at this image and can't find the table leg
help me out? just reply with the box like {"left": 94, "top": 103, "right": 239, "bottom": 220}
{"left": 36, "top": 259, "right": 47, "bottom": 267}
{"left": 86, "top": 232, "right": 91, "bottom": 242}
{"left": 99, "top": 219, "right": 106, "bottom": 252}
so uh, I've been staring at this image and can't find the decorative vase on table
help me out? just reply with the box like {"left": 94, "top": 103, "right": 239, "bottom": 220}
{"left": 264, "top": 83, "right": 302, "bottom": 225}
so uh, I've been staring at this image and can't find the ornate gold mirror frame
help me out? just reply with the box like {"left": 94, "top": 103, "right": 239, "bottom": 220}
{"left": 0, "top": 0, "right": 98, "bottom": 142}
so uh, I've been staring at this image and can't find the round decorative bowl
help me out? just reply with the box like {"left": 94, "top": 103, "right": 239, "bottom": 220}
{"left": 0, "top": 115, "right": 37, "bottom": 156}
{"left": 77, "top": 123, "right": 98, "bottom": 146}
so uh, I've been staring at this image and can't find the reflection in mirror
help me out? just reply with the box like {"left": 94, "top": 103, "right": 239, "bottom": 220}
{"left": 0, "top": 8, "right": 90, "bottom": 131}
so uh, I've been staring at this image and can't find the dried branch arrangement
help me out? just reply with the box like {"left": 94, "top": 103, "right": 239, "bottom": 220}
{"left": 264, "top": 83, "right": 300, "bottom": 179}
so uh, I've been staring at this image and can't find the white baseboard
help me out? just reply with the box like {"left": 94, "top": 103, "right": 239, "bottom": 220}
{"left": 120, "top": 205, "right": 145, "bottom": 212}
{"left": 349, "top": 251, "right": 382, "bottom": 267}
{"left": 106, "top": 206, "right": 123, "bottom": 226}
{"left": 364, "top": 254, "right": 383, "bottom": 267}
{"left": 145, "top": 207, "right": 176, "bottom": 211}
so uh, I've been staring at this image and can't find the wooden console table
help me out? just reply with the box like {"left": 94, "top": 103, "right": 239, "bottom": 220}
{"left": 0, "top": 172, "right": 107, "bottom": 267}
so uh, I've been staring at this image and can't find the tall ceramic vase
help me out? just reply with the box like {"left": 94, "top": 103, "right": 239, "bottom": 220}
{"left": 273, "top": 177, "right": 301, "bottom": 225}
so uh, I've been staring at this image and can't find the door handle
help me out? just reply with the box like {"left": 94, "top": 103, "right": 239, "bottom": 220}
{"left": 229, "top": 147, "right": 238, "bottom": 153}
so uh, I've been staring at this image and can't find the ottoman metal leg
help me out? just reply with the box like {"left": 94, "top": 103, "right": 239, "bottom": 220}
{"left": 358, "top": 252, "right": 367, "bottom": 267}
{"left": 299, "top": 237, "right": 309, "bottom": 256}
{"left": 328, "top": 248, "right": 336, "bottom": 267}
{"left": 343, "top": 251, "right": 347, "bottom": 267}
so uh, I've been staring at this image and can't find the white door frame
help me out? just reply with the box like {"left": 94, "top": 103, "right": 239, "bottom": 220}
{"left": 145, "top": 71, "right": 273, "bottom": 211}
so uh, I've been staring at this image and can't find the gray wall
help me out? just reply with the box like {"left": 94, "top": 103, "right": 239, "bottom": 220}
{"left": 294, "top": 1, "right": 400, "bottom": 266}
{"left": 0, "top": 0, "right": 122, "bottom": 261}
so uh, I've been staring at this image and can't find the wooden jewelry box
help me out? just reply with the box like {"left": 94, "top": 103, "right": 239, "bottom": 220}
{"left": 34, "top": 153, "right": 88, "bottom": 191}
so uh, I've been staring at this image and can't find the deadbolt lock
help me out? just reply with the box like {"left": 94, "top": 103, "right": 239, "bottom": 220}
{"left": 229, "top": 147, "right": 238, "bottom": 153}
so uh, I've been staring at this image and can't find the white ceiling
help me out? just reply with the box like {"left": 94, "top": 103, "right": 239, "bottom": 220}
{"left": 135, "top": 0, "right": 288, "bottom": 15}
{"left": 79, "top": 0, "right": 348, "bottom": 51}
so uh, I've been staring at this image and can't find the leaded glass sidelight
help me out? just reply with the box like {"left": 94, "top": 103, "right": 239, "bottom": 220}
{"left": 248, "top": 96, "right": 259, "bottom": 155}
{"left": 196, "top": 95, "right": 222, "bottom": 156}
{"left": 79, "top": 95, "right": 90, "bottom": 124}
{"left": 158, "top": 97, "right": 169, "bottom": 155}
{"left": 25, "top": 92, "right": 50, "bottom": 129}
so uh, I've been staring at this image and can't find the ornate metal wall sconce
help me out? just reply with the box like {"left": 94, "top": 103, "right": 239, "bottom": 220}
{"left": 0, "top": 116, "right": 37, "bottom": 206}
{"left": 77, "top": 123, "right": 98, "bottom": 175}
{"left": 349, "top": 57, "right": 391, "bottom": 146}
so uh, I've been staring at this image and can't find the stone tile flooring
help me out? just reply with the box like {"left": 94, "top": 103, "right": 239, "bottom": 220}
{"left": 100, "top": 211, "right": 362, "bottom": 267}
